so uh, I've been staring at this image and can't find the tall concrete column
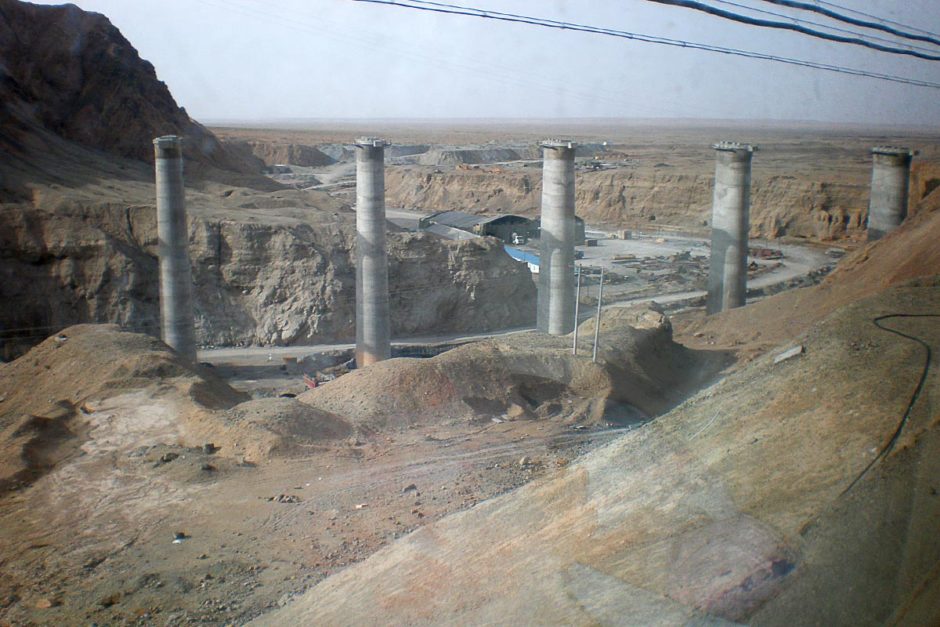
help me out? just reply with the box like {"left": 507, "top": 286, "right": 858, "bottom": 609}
{"left": 706, "top": 142, "right": 755, "bottom": 315}
{"left": 538, "top": 140, "right": 577, "bottom": 335}
{"left": 354, "top": 137, "right": 391, "bottom": 367}
{"left": 867, "top": 146, "right": 913, "bottom": 241}
{"left": 154, "top": 135, "right": 196, "bottom": 361}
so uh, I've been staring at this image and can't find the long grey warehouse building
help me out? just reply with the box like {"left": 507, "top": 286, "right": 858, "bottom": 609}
{"left": 419, "top": 211, "right": 534, "bottom": 243}
{"left": 420, "top": 211, "right": 586, "bottom": 244}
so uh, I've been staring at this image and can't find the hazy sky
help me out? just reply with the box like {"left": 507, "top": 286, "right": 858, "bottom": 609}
{"left": 29, "top": 0, "right": 940, "bottom": 125}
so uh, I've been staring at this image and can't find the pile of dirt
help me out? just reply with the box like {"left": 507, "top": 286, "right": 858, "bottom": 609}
{"left": 0, "top": 324, "right": 242, "bottom": 491}
{"left": 0, "top": 325, "right": 239, "bottom": 418}
{"left": 299, "top": 306, "right": 724, "bottom": 431}
{"left": 260, "top": 276, "right": 940, "bottom": 625}
{"left": 0, "top": 324, "right": 355, "bottom": 490}
{"left": 214, "top": 398, "right": 352, "bottom": 460}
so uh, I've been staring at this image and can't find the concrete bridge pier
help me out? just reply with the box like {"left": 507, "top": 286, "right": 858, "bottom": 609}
{"left": 154, "top": 135, "right": 196, "bottom": 362}
{"left": 538, "top": 139, "right": 577, "bottom": 335}
{"left": 707, "top": 142, "right": 755, "bottom": 315}
{"left": 867, "top": 146, "right": 914, "bottom": 241}
{"left": 355, "top": 137, "right": 391, "bottom": 367}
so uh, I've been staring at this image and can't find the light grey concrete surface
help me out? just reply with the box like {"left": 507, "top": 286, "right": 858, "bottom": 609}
{"left": 355, "top": 137, "right": 392, "bottom": 366}
{"left": 867, "top": 146, "right": 913, "bottom": 241}
{"left": 154, "top": 135, "right": 196, "bottom": 362}
{"left": 706, "top": 142, "right": 754, "bottom": 315}
{"left": 538, "top": 140, "right": 577, "bottom": 335}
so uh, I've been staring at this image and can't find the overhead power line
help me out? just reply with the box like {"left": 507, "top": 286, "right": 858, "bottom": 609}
{"left": 756, "top": 0, "right": 940, "bottom": 47}
{"left": 711, "top": 0, "right": 940, "bottom": 56}
{"left": 194, "top": 0, "right": 687, "bottom": 116}
{"left": 815, "top": 0, "right": 940, "bottom": 39}
{"left": 351, "top": 0, "right": 940, "bottom": 89}
{"left": 644, "top": 0, "right": 940, "bottom": 61}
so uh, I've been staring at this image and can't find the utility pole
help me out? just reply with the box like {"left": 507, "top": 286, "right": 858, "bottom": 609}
{"left": 592, "top": 267, "right": 604, "bottom": 363}
{"left": 572, "top": 267, "right": 582, "bottom": 355}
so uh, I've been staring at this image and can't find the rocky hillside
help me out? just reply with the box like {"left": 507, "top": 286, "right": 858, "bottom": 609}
{"left": 678, "top": 187, "right": 940, "bottom": 350}
{"left": 0, "top": 0, "right": 536, "bottom": 357}
{"left": 0, "top": 0, "right": 263, "bottom": 188}
{"left": 210, "top": 124, "right": 940, "bottom": 243}
{"left": 911, "top": 161, "right": 940, "bottom": 210}
{"left": 386, "top": 158, "right": 940, "bottom": 242}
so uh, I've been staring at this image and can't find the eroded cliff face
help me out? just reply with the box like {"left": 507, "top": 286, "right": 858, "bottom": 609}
{"left": 224, "top": 141, "right": 336, "bottom": 168}
{"left": 911, "top": 162, "right": 940, "bottom": 211}
{"left": 0, "top": 197, "right": 535, "bottom": 356}
{"left": 387, "top": 234, "right": 535, "bottom": 336}
{"left": 188, "top": 217, "right": 535, "bottom": 346}
{"left": 384, "top": 167, "right": 870, "bottom": 240}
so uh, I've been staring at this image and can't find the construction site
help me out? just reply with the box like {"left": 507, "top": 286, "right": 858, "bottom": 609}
{"left": 2, "top": 0, "right": 940, "bottom": 625}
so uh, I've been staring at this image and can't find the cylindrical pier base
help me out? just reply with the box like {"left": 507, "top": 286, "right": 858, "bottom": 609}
{"left": 355, "top": 137, "right": 391, "bottom": 367}
{"left": 538, "top": 140, "right": 577, "bottom": 335}
{"left": 154, "top": 135, "right": 196, "bottom": 361}
{"left": 706, "top": 142, "right": 755, "bottom": 315}
{"left": 867, "top": 146, "right": 913, "bottom": 241}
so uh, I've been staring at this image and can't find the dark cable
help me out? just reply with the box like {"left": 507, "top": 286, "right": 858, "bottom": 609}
{"left": 816, "top": 0, "right": 940, "bottom": 39}
{"left": 645, "top": 0, "right": 940, "bottom": 61}
{"left": 841, "top": 313, "right": 938, "bottom": 495}
{"left": 351, "top": 0, "right": 940, "bottom": 89}
{"left": 709, "top": 0, "right": 940, "bottom": 55}
{"left": 756, "top": 0, "right": 940, "bottom": 47}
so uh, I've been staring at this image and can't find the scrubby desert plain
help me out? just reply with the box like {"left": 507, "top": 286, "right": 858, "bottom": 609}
{"left": 3, "top": 1, "right": 940, "bottom": 625}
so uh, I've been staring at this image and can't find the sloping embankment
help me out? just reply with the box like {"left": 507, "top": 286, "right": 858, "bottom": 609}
{"left": 260, "top": 277, "right": 940, "bottom": 625}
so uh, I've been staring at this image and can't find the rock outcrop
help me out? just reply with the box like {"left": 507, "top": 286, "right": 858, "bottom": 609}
{"left": 225, "top": 141, "right": 336, "bottom": 168}
{"left": 0, "top": 196, "right": 535, "bottom": 356}
{"left": 0, "top": 0, "right": 262, "bottom": 176}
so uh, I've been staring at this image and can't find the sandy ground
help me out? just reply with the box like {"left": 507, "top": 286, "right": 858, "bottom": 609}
{"left": 0, "top": 380, "right": 634, "bottom": 625}
{"left": 1, "top": 309, "right": 710, "bottom": 625}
